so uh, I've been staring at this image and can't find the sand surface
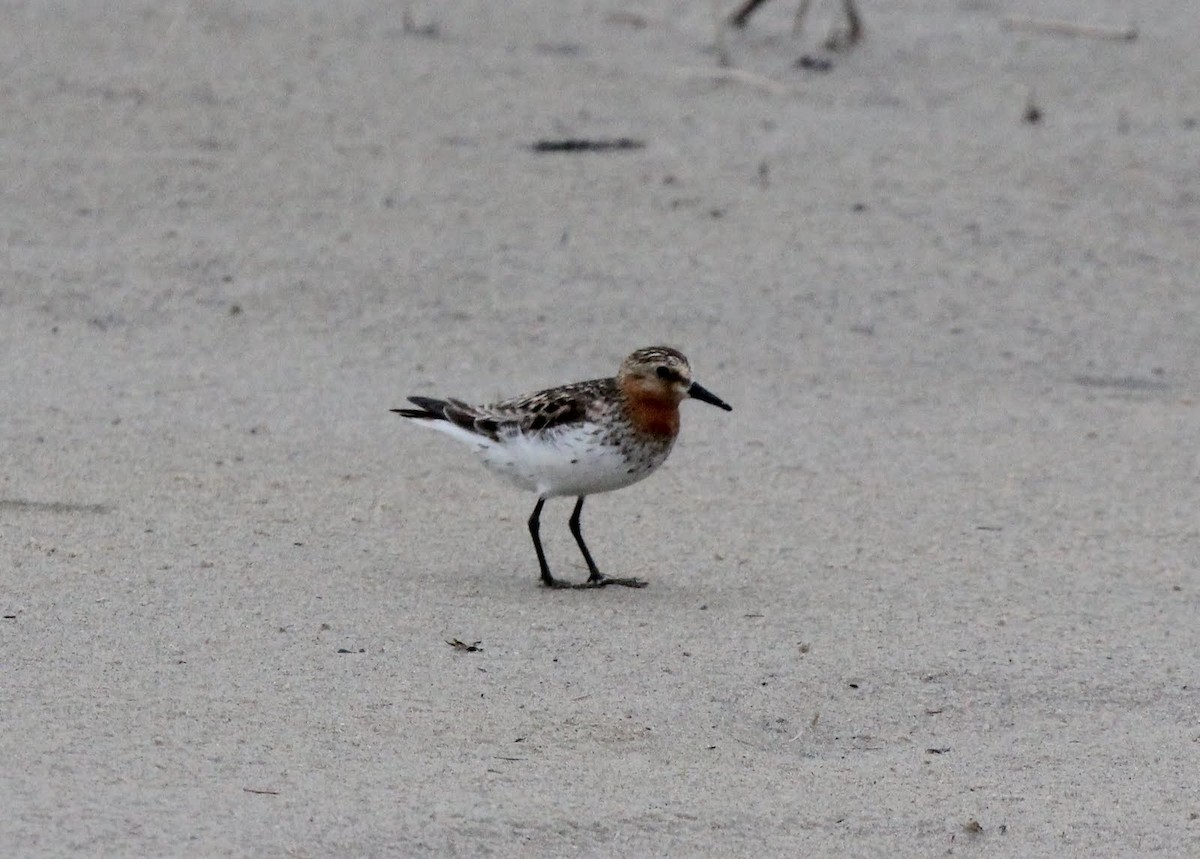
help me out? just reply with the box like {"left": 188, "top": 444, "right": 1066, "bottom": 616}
{"left": 3, "top": 1, "right": 1199, "bottom": 855}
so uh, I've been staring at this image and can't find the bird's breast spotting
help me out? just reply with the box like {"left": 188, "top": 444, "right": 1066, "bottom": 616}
{"left": 477, "top": 422, "right": 672, "bottom": 498}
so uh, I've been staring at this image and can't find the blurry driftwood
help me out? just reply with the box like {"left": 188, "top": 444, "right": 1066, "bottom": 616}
{"left": 1003, "top": 17, "right": 1138, "bottom": 42}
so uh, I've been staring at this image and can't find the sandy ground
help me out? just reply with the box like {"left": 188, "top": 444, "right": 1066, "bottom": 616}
{"left": 3, "top": 0, "right": 1199, "bottom": 855}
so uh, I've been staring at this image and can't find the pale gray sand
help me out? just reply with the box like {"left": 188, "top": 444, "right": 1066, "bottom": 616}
{"left": 3, "top": 1, "right": 1199, "bottom": 855}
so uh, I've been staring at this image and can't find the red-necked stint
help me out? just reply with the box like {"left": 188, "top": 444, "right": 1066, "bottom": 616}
{"left": 393, "top": 347, "right": 731, "bottom": 589}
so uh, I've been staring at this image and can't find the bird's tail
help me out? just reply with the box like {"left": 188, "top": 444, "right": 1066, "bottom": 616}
{"left": 391, "top": 396, "right": 450, "bottom": 421}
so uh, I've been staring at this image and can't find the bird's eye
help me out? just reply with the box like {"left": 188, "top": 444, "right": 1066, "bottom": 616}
{"left": 656, "top": 365, "right": 672, "bottom": 380}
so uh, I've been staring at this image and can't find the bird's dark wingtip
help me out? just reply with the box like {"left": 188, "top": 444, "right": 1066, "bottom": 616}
{"left": 397, "top": 409, "right": 447, "bottom": 419}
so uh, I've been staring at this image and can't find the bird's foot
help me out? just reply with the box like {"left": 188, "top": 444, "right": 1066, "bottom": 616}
{"left": 541, "top": 574, "right": 648, "bottom": 589}
{"left": 578, "top": 574, "right": 647, "bottom": 589}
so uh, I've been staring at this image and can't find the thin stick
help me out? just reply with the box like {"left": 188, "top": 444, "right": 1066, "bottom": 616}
{"left": 674, "top": 66, "right": 797, "bottom": 96}
{"left": 1003, "top": 17, "right": 1137, "bottom": 42}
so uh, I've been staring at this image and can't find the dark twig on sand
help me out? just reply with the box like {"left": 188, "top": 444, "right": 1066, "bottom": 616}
{"left": 446, "top": 638, "right": 483, "bottom": 652}
{"left": 1003, "top": 17, "right": 1137, "bottom": 42}
{"left": 529, "top": 139, "right": 645, "bottom": 153}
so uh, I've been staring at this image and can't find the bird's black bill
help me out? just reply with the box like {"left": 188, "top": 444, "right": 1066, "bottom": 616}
{"left": 688, "top": 382, "right": 732, "bottom": 411}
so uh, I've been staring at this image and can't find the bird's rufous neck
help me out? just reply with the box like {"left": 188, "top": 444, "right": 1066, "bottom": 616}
{"left": 619, "top": 377, "right": 682, "bottom": 439}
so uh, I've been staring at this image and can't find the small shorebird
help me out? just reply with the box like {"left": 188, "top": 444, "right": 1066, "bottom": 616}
{"left": 393, "top": 347, "right": 732, "bottom": 589}
{"left": 728, "top": 0, "right": 863, "bottom": 50}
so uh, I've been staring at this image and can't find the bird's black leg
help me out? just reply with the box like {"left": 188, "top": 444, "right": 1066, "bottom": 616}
{"left": 568, "top": 496, "right": 602, "bottom": 582}
{"left": 825, "top": 0, "right": 863, "bottom": 51}
{"left": 728, "top": 0, "right": 769, "bottom": 28}
{"left": 568, "top": 496, "right": 647, "bottom": 589}
{"left": 530, "top": 498, "right": 568, "bottom": 588}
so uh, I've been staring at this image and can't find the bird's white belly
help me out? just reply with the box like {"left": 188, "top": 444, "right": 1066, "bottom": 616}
{"left": 477, "top": 424, "right": 670, "bottom": 498}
